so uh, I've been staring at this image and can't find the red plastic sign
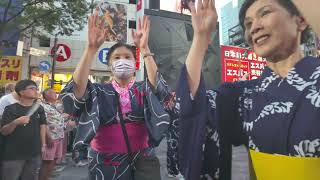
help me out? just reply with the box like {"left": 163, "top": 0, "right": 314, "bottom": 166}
{"left": 51, "top": 44, "right": 71, "bottom": 62}
{"left": 135, "top": 47, "right": 140, "bottom": 70}
{"left": 221, "top": 45, "right": 267, "bottom": 82}
{"left": 137, "top": 0, "right": 142, "bottom": 11}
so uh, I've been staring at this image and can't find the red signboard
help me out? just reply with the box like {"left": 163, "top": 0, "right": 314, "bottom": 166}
{"left": 135, "top": 47, "right": 140, "bottom": 70}
{"left": 221, "top": 45, "right": 267, "bottom": 82}
{"left": 51, "top": 44, "right": 71, "bottom": 62}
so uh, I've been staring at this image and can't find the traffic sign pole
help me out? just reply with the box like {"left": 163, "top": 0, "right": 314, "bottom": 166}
{"left": 51, "top": 34, "right": 58, "bottom": 88}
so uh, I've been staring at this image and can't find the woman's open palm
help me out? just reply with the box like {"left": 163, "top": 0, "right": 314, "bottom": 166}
{"left": 190, "top": 0, "right": 218, "bottom": 39}
{"left": 87, "top": 13, "right": 108, "bottom": 49}
{"left": 132, "top": 16, "right": 150, "bottom": 50}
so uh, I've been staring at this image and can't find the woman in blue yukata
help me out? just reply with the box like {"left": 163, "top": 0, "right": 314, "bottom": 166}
{"left": 60, "top": 13, "right": 175, "bottom": 180}
{"left": 177, "top": 0, "right": 320, "bottom": 179}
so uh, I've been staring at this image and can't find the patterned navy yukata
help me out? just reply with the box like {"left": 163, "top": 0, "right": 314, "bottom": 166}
{"left": 60, "top": 73, "right": 174, "bottom": 180}
{"left": 176, "top": 56, "right": 320, "bottom": 180}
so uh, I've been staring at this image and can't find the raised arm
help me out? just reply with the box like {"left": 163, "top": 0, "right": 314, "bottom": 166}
{"left": 292, "top": 0, "right": 320, "bottom": 36}
{"left": 186, "top": 0, "right": 218, "bottom": 96}
{"left": 132, "top": 16, "right": 157, "bottom": 88}
{"left": 73, "top": 13, "right": 107, "bottom": 99}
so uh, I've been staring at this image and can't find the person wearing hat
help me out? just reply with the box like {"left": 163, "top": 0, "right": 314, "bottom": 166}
{"left": 0, "top": 80, "right": 47, "bottom": 180}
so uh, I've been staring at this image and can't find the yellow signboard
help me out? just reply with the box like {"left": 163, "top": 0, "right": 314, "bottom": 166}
{"left": 42, "top": 73, "right": 72, "bottom": 93}
{"left": 249, "top": 149, "right": 320, "bottom": 180}
{"left": 0, "top": 56, "right": 23, "bottom": 85}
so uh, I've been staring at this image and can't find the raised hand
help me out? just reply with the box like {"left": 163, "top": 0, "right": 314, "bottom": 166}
{"left": 132, "top": 16, "right": 150, "bottom": 51}
{"left": 189, "top": 0, "right": 218, "bottom": 40}
{"left": 87, "top": 12, "right": 108, "bottom": 50}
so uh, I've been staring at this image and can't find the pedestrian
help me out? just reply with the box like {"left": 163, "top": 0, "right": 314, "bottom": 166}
{"left": 177, "top": 0, "right": 320, "bottom": 180}
{"left": 55, "top": 98, "right": 76, "bottom": 168}
{"left": 0, "top": 83, "right": 20, "bottom": 180}
{"left": 0, "top": 80, "right": 47, "bottom": 180}
{"left": 4, "top": 83, "right": 15, "bottom": 94}
{"left": 59, "top": 13, "right": 174, "bottom": 180}
{"left": 39, "top": 88, "right": 74, "bottom": 180}
{"left": 0, "top": 83, "right": 19, "bottom": 120}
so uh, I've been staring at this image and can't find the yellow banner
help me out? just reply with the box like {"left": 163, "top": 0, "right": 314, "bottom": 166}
{"left": 249, "top": 149, "right": 320, "bottom": 180}
{"left": 42, "top": 73, "right": 72, "bottom": 93}
{"left": 0, "top": 56, "right": 23, "bottom": 85}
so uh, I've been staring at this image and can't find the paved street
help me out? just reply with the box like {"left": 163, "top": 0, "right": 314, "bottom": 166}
{"left": 55, "top": 141, "right": 250, "bottom": 180}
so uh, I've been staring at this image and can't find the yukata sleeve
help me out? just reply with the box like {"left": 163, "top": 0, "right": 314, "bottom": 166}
{"left": 59, "top": 79, "right": 90, "bottom": 118}
{"left": 152, "top": 72, "right": 171, "bottom": 101}
{"left": 143, "top": 78, "right": 171, "bottom": 147}
{"left": 176, "top": 65, "right": 210, "bottom": 180}
{"left": 202, "top": 82, "right": 246, "bottom": 180}
{"left": 150, "top": 72, "right": 176, "bottom": 112}
{"left": 59, "top": 79, "right": 101, "bottom": 149}
{"left": 218, "top": 81, "right": 248, "bottom": 147}
{"left": 143, "top": 72, "right": 178, "bottom": 147}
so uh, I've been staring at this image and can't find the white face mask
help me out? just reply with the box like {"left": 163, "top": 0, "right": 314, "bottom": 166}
{"left": 111, "top": 59, "right": 136, "bottom": 79}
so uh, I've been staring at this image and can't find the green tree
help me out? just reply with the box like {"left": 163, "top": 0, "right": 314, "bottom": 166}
{"left": 0, "top": 0, "right": 90, "bottom": 38}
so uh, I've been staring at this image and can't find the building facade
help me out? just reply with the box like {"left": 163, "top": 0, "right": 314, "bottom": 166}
{"left": 28, "top": 0, "right": 139, "bottom": 92}
{"left": 220, "top": 0, "right": 246, "bottom": 47}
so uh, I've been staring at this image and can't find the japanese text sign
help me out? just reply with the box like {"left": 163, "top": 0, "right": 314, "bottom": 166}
{"left": 0, "top": 56, "right": 23, "bottom": 85}
{"left": 221, "top": 45, "right": 267, "bottom": 82}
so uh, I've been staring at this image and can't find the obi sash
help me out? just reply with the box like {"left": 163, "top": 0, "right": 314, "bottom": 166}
{"left": 90, "top": 122, "right": 149, "bottom": 153}
{"left": 249, "top": 149, "right": 320, "bottom": 180}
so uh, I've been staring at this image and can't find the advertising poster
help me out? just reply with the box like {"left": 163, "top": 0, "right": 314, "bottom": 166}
{"left": 96, "top": 1, "right": 128, "bottom": 43}
{"left": 221, "top": 45, "right": 267, "bottom": 82}
{"left": 0, "top": 56, "right": 23, "bottom": 85}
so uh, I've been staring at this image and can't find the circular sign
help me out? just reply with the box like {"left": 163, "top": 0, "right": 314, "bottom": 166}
{"left": 39, "top": 60, "right": 51, "bottom": 72}
{"left": 51, "top": 44, "right": 71, "bottom": 62}
{"left": 98, "top": 48, "right": 110, "bottom": 65}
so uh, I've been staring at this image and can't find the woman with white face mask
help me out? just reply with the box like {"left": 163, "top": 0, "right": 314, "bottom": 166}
{"left": 60, "top": 14, "right": 175, "bottom": 180}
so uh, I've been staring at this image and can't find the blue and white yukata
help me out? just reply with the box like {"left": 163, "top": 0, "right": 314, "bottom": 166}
{"left": 176, "top": 56, "right": 320, "bottom": 180}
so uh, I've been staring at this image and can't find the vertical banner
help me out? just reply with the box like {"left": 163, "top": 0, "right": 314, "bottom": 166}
{"left": 0, "top": 56, "right": 23, "bottom": 85}
{"left": 221, "top": 45, "right": 267, "bottom": 82}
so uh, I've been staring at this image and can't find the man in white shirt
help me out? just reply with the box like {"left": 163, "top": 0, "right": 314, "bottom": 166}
{"left": 0, "top": 83, "right": 19, "bottom": 180}
{"left": 0, "top": 83, "right": 19, "bottom": 120}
